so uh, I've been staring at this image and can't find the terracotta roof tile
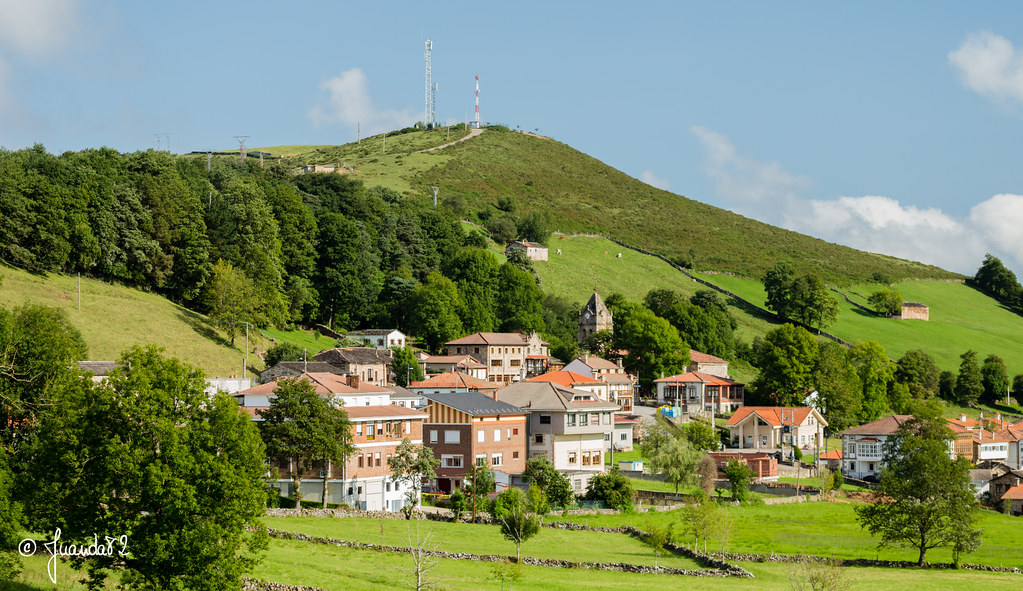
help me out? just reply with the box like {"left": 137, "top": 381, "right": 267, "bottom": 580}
{"left": 527, "top": 370, "right": 603, "bottom": 388}
{"left": 726, "top": 406, "right": 820, "bottom": 427}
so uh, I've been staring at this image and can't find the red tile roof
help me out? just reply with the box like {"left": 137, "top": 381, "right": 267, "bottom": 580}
{"left": 818, "top": 449, "right": 843, "bottom": 460}
{"left": 689, "top": 350, "right": 727, "bottom": 364}
{"left": 654, "top": 371, "right": 741, "bottom": 386}
{"left": 1001, "top": 484, "right": 1023, "bottom": 500}
{"left": 527, "top": 370, "right": 603, "bottom": 388}
{"left": 726, "top": 406, "right": 817, "bottom": 427}
{"left": 409, "top": 371, "right": 496, "bottom": 391}
{"left": 839, "top": 415, "right": 914, "bottom": 436}
{"left": 446, "top": 332, "right": 535, "bottom": 346}
{"left": 239, "top": 373, "right": 391, "bottom": 395}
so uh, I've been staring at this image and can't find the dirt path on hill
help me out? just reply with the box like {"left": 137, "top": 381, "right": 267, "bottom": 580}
{"left": 420, "top": 127, "right": 484, "bottom": 152}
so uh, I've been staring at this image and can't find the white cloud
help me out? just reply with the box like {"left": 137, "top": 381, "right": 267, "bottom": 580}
{"left": 690, "top": 126, "right": 1023, "bottom": 276}
{"left": 308, "top": 68, "right": 417, "bottom": 136}
{"left": 0, "top": 0, "right": 79, "bottom": 58}
{"left": 949, "top": 31, "right": 1023, "bottom": 104}
{"left": 691, "top": 125, "right": 811, "bottom": 221}
{"left": 640, "top": 170, "right": 670, "bottom": 190}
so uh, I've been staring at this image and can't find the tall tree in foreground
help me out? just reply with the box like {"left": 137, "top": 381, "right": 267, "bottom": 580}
{"left": 855, "top": 402, "right": 980, "bottom": 566}
{"left": 23, "top": 346, "right": 269, "bottom": 590}
{"left": 389, "top": 438, "right": 440, "bottom": 519}
{"left": 259, "top": 378, "right": 355, "bottom": 507}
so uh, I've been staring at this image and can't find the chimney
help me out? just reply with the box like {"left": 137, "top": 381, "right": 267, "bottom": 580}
{"left": 346, "top": 374, "right": 361, "bottom": 389}
{"left": 959, "top": 414, "right": 967, "bottom": 422}
{"left": 492, "top": 389, "right": 498, "bottom": 402}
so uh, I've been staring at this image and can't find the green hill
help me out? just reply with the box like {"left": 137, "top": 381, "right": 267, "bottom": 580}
{"left": 0, "top": 264, "right": 329, "bottom": 377}
{"left": 278, "top": 127, "right": 959, "bottom": 285}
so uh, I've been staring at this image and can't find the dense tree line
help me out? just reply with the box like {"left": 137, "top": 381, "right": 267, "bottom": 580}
{"left": 0, "top": 146, "right": 572, "bottom": 356}
{"left": 971, "top": 254, "right": 1022, "bottom": 312}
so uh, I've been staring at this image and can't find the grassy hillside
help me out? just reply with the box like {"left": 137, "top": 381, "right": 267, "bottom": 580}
{"left": 692, "top": 270, "right": 1023, "bottom": 375}
{"left": 0, "top": 264, "right": 324, "bottom": 377}
{"left": 269, "top": 127, "right": 959, "bottom": 285}
{"left": 409, "top": 129, "right": 960, "bottom": 284}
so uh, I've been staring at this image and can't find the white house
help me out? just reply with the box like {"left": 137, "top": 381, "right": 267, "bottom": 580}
{"left": 345, "top": 328, "right": 407, "bottom": 349}
{"left": 497, "top": 381, "right": 618, "bottom": 493}
{"left": 726, "top": 406, "right": 827, "bottom": 451}
{"left": 839, "top": 414, "right": 954, "bottom": 480}
{"left": 656, "top": 372, "right": 745, "bottom": 415}
{"left": 506, "top": 240, "right": 548, "bottom": 262}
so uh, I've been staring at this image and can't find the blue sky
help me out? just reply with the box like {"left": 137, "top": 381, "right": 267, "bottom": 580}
{"left": 3, "top": 1, "right": 1023, "bottom": 277}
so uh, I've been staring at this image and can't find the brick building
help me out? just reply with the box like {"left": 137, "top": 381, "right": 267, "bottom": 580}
{"left": 420, "top": 392, "right": 527, "bottom": 492}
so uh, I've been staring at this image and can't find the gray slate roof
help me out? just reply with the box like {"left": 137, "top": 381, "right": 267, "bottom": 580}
{"left": 421, "top": 391, "right": 525, "bottom": 417}
{"left": 76, "top": 361, "right": 120, "bottom": 376}
{"left": 313, "top": 347, "right": 393, "bottom": 366}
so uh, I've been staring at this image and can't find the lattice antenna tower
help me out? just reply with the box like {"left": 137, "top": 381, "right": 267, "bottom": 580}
{"left": 431, "top": 81, "right": 438, "bottom": 126}
{"left": 473, "top": 67, "right": 480, "bottom": 129}
{"left": 234, "top": 136, "right": 249, "bottom": 162}
{"left": 424, "top": 39, "right": 434, "bottom": 126}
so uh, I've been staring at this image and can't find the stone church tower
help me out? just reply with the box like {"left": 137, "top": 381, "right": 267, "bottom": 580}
{"left": 578, "top": 289, "right": 613, "bottom": 343}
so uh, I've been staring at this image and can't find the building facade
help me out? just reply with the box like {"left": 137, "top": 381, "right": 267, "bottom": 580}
{"left": 445, "top": 332, "right": 550, "bottom": 385}
{"left": 420, "top": 392, "right": 527, "bottom": 492}
{"left": 577, "top": 290, "right": 612, "bottom": 343}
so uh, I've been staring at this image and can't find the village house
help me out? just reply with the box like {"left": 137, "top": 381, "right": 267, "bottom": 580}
{"left": 344, "top": 328, "right": 407, "bottom": 349}
{"left": 383, "top": 385, "right": 423, "bottom": 410}
{"left": 505, "top": 240, "right": 548, "bottom": 262}
{"left": 839, "top": 415, "right": 912, "bottom": 480}
{"left": 496, "top": 381, "right": 619, "bottom": 493}
{"left": 727, "top": 406, "right": 827, "bottom": 451}
{"left": 421, "top": 354, "right": 488, "bottom": 380}
{"left": 420, "top": 391, "right": 527, "bottom": 493}
{"left": 655, "top": 372, "right": 745, "bottom": 415}
{"left": 445, "top": 332, "right": 550, "bottom": 385}
{"left": 688, "top": 350, "right": 731, "bottom": 378}
{"left": 563, "top": 354, "right": 636, "bottom": 413}
{"left": 990, "top": 469, "right": 1023, "bottom": 506}
{"left": 950, "top": 423, "right": 1010, "bottom": 464}
{"left": 236, "top": 373, "right": 428, "bottom": 511}
{"left": 312, "top": 347, "right": 393, "bottom": 386}
{"left": 996, "top": 426, "right": 1023, "bottom": 469}
{"left": 407, "top": 371, "right": 498, "bottom": 399}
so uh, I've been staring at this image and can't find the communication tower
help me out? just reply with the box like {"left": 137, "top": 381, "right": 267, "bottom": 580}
{"left": 424, "top": 39, "right": 434, "bottom": 126}
{"left": 473, "top": 68, "right": 480, "bottom": 129}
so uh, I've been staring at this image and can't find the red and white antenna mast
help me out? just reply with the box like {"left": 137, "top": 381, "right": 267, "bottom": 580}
{"left": 473, "top": 67, "right": 480, "bottom": 129}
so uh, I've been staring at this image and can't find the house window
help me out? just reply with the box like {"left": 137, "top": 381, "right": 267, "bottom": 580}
{"left": 591, "top": 451, "right": 601, "bottom": 465}
{"left": 582, "top": 453, "right": 591, "bottom": 466}
{"left": 510, "top": 359, "right": 521, "bottom": 367}
{"left": 534, "top": 434, "right": 543, "bottom": 444}
{"left": 601, "top": 413, "right": 610, "bottom": 425}
{"left": 478, "top": 430, "right": 485, "bottom": 443}
{"left": 366, "top": 422, "right": 375, "bottom": 440}
{"left": 358, "top": 455, "right": 364, "bottom": 468}
{"left": 491, "top": 360, "right": 502, "bottom": 367}
{"left": 375, "top": 453, "right": 381, "bottom": 467}
{"left": 568, "top": 451, "right": 578, "bottom": 464}
{"left": 494, "top": 429, "right": 501, "bottom": 442}
{"left": 513, "top": 451, "right": 520, "bottom": 459}
{"left": 445, "top": 430, "right": 460, "bottom": 444}
{"left": 567, "top": 414, "right": 576, "bottom": 427}
{"left": 513, "top": 428, "right": 519, "bottom": 435}
{"left": 579, "top": 413, "right": 588, "bottom": 426}
{"left": 441, "top": 455, "right": 464, "bottom": 468}
{"left": 356, "top": 424, "right": 363, "bottom": 436}
{"left": 590, "top": 413, "right": 599, "bottom": 425}
{"left": 604, "top": 433, "right": 611, "bottom": 442}
{"left": 492, "top": 453, "right": 503, "bottom": 467}
{"left": 430, "top": 430, "right": 438, "bottom": 444}
{"left": 476, "top": 455, "right": 486, "bottom": 466}
{"left": 621, "top": 433, "right": 627, "bottom": 441}
{"left": 405, "top": 421, "right": 410, "bottom": 434}
{"left": 539, "top": 415, "right": 551, "bottom": 425}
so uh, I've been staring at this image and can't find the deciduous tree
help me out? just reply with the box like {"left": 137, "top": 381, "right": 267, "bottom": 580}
{"left": 750, "top": 324, "right": 819, "bottom": 406}
{"left": 855, "top": 403, "right": 981, "bottom": 566}
{"left": 388, "top": 438, "right": 440, "bottom": 519}
{"left": 392, "top": 345, "right": 425, "bottom": 387}
{"left": 24, "top": 346, "right": 269, "bottom": 590}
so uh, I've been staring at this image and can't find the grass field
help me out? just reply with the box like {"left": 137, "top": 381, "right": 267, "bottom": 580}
{"left": 555, "top": 501, "right": 1023, "bottom": 568}
{"left": 691, "top": 270, "right": 1023, "bottom": 377}
{"left": 261, "top": 516, "right": 702, "bottom": 570}
{"left": 9, "top": 511, "right": 1023, "bottom": 590}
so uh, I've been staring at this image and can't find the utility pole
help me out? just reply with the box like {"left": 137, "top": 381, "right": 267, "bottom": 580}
{"left": 234, "top": 136, "right": 249, "bottom": 162}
